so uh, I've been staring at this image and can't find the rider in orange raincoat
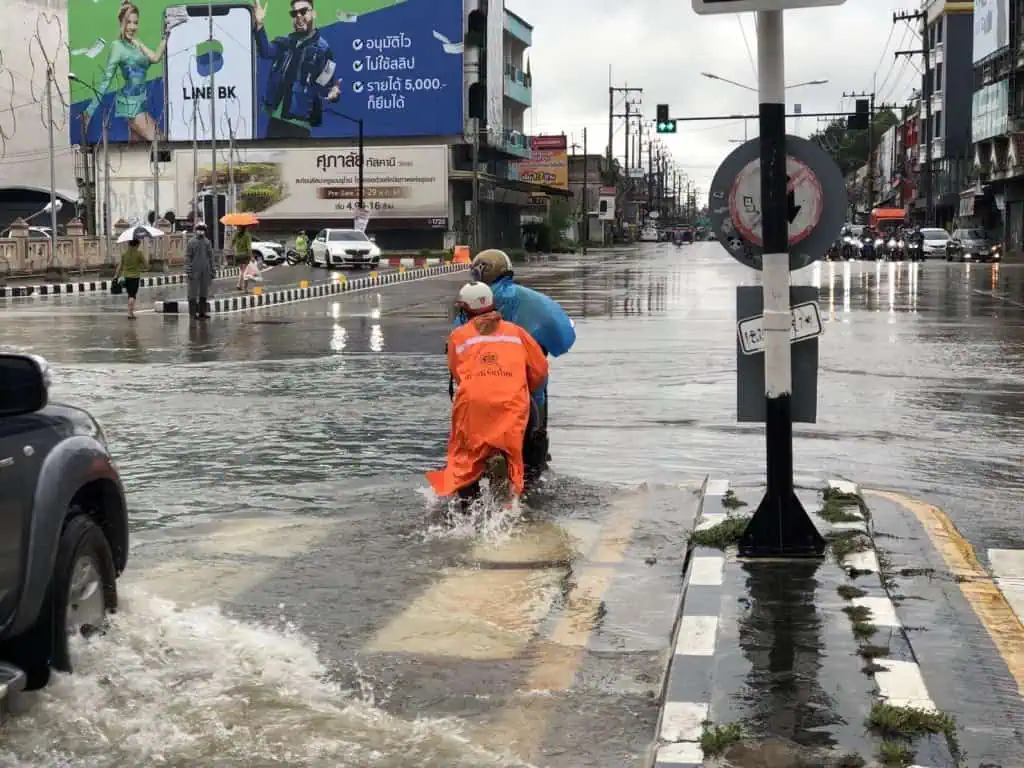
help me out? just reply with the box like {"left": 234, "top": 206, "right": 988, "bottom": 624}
{"left": 427, "top": 281, "right": 549, "bottom": 500}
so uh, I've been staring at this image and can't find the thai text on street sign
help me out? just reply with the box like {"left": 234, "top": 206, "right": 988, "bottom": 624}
{"left": 737, "top": 301, "right": 823, "bottom": 355}
{"left": 707, "top": 134, "right": 847, "bottom": 271}
{"left": 693, "top": 0, "right": 846, "bottom": 14}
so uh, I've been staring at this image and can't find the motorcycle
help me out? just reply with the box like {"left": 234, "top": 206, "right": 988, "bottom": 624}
{"left": 826, "top": 239, "right": 842, "bottom": 261}
{"left": 840, "top": 235, "right": 860, "bottom": 260}
{"left": 285, "top": 248, "right": 309, "bottom": 266}
{"left": 859, "top": 234, "right": 876, "bottom": 260}
{"left": 906, "top": 240, "right": 924, "bottom": 261}
{"left": 881, "top": 236, "right": 903, "bottom": 261}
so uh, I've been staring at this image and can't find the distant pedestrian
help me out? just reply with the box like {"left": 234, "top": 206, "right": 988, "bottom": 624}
{"left": 114, "top": 238, "right": 147, "bottom": 319}
{"left": 233, "top": 224, "right": 254, "bottom": 291}
{"left": 185, "top": 222, "right": 214, "bottom": 319}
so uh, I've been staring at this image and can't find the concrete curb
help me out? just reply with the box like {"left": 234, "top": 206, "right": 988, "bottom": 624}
{"left": 835, "top": 484, "right": 961, "bottom": 768}
{"left": 651, "top": 477, "right": 952, "bottom": 768}
{"left": 380, "top": 257, "right": 442, "bottom": 267}
{"left": 153, "top": 263, "right": 468, "bottom": 315}
{"left": 651, "top": 477, "right": 726, "bottom": 768}
{"left": 0, "top": 267, "right": 241, "bottom": 298}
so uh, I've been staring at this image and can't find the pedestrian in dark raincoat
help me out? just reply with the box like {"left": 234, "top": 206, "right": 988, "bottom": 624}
{"left": 185, "top": 222, "right": 214, "bottom": 319}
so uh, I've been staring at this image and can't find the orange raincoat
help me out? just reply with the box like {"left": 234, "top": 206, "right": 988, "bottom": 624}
{"left": 427, "top": 311, "right": 549, "bottom": 497}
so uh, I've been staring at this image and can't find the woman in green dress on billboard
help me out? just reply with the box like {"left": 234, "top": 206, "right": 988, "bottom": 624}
{"left": 83, "top": 1, "right": 167, "bottom": 143}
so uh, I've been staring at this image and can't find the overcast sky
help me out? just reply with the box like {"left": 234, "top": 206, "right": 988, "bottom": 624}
{"left": 510, "top": 0, "right": 923, "bottom": 197}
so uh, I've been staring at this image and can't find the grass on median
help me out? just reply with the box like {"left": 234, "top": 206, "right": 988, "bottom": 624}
{"left": 868, "top": 702, "right": 959, "bottom": 754}
{"left": 878, "top": 739, "right": 915, "bottom": 767}
{"left": 818, "top": 496, "right": 865, "bottom": 524}
{"left": 721, "top": 489, "right": 748, "bottom": 509}
{"left": 828, "top": 529, "right": 871, "bottom": 560}
{"left": 840, "top": 603, "right": 878, "bottom": 639}
{"left": 690, "top": 517, "right": 750, "bottom": 550}
{"left": 837, "top": 584, "right": 867, "bottom": 600}
{"left": 699, "top": 722, "right": 743, "bottom": 757}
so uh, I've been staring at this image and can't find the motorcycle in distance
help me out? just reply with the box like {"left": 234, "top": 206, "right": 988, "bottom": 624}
{"left": 881, "top": 234, "right": 904, "bottom": 261}
{"left": 826, "top": 238, "right": 842, "bottom": 261}
{"left": 840, "top": 234, "right": 860, "bottom": 260}
{"left": 859, "top": 232, "right": 876, "bottom": 260}
{"left": 906, "top": 238, "right": 925, "bottom": 261}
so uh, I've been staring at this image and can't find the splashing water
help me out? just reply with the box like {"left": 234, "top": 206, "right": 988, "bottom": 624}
{"left": 0, "top": 588, "right": 535, "bottom": 768}
{"left": 418, "top": 485, "right": 525, "bottom": 543}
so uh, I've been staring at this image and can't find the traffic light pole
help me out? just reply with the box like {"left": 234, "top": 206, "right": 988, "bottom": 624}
{"left": 738, "top": 9, "right": 825, "bottom": 559}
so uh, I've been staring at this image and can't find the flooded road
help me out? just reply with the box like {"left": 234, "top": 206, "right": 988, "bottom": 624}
{"left": 1, "top": 243, "right": 1022, "bottom": 766}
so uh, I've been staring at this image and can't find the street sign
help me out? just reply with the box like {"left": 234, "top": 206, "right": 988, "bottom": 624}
{"left": 707, "top": 134, "right": 847, "bottom": 271}
{"left": 737, "top": 300, "right": 823, "bottom": 355}
{"left": 693, "top": 0, "right": 845, "bottom": 14}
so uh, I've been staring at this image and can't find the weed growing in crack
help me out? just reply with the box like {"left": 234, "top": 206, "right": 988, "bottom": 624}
{"left": 699, "top": 722, "right": 743, "bottom": 756}
{"left": 868, "top": 702, "right": 960, "bottom": 758}
{"left": 835, "top": 754, "right": 867, "bottom": 768}
{"left": 878, "top": 739, "right": 915, "bottom": 766}
{"left": 858, "top": 643, "right": 889, "bottom": 659}
{"left": 819, "top": 497, "right": 864, "bottom": 524}
{"left": 690, "top": 517, "right": 749, "bottom": 550}
{"left": 837, "top": 584, "right": 868, "bottom": 600}
{"left": 721, "top": 489, "right": 748, "bottom": 510}
{"left": 829, "top": 530, "right": 871, "bottom": 560}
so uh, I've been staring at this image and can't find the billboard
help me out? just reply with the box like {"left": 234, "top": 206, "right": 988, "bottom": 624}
{"left": 68, "top": 0, "right": 464, "bottom": 146}
{"left": 516, "top": 135, "right": 568, "bottom": 190}
{"left": 173, "top": 145, "right": 448, "bottom": 222}
{"left": 974, "top": 0, "right": 1009, "bottom": 64}
{"left": 485, "top": 0, "right": 504, "bottom": 142}
{"left": 972, "top": 80, "right": 1009, "bottom": 143}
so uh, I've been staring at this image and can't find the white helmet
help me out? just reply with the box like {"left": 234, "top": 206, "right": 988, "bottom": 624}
{"left": 457, "top": 281, "right": 495, "bottom": 315}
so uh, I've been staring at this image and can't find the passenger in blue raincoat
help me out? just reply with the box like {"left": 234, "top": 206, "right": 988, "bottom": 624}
{"left": 451, "top": 249, "right": 576, "bottom": 483}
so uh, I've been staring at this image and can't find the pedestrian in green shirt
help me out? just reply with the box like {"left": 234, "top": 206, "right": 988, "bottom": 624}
{"left": 115, "top": 239, "right": 147, "bottom": 318}
{"left": 234, "top": 225, "right": 255, "bottom": 290}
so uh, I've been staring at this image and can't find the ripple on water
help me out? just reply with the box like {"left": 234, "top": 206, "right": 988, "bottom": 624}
{"left": 0, "top": 588, "right": 535, "bottom": 768}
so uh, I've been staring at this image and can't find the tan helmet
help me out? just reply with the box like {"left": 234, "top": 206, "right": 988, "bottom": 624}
{"left": 470, "top": 249, "right": 512, "bottom": 284}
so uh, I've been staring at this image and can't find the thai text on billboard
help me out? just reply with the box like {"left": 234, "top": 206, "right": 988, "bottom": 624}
{"left": 516, "top": 135, "right": 568, "bottom": 190}
{"left": 68, "top": 0, "right": 464, "bottom": 145}
{"left": 974, "top": 0, "right": 1009, "bottom": 64}
{"left": 173, "top": 145, "right": 448, "bottom": 221}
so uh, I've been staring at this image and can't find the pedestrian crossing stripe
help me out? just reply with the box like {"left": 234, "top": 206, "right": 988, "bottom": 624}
{"left": 0, "top": 267, "right": 241, "bottom": 298}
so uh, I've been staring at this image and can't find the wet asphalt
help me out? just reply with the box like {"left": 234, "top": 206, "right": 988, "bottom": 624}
{"left": 0, "top": 244, "right": 1022, "bottom": 767}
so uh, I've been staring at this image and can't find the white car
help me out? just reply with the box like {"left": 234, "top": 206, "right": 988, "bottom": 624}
{"left": 250, "top": 240, "right": 286, "bottom": 264}
{"left": 310, "top": 229, "right": 381, "bottom": 269}
{"left": 919, "top": 227, "right": 949, "bottom": 259}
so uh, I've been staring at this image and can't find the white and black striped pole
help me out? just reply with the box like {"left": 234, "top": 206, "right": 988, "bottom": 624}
{"left": 739, "top": 9, "right": 825, "bottom": 557}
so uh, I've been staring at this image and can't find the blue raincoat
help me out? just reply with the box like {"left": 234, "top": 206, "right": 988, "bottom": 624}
{"left": 454, "top": 275, "right": 576, "bottom": 405}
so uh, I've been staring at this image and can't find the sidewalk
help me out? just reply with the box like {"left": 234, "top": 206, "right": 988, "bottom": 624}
{"left": 0, "top": 266, "right": 241, "bottom": 298}
{"left": 651, "top": 478, "right": 1024, "bottom": 768}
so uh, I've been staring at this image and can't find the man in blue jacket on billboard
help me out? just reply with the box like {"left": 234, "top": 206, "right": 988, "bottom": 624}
{"left": 253, "top": 0, "right": 342, "bottom": 139}
{"left": 453, "top": 249, "right": 576, "bottom": 484}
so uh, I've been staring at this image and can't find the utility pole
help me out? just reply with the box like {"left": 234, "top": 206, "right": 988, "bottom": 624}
{"left": 624, "top": 100, "right": 631, "bottom": 174}
{"left": 608, "top": 84, "right": 643, "bottom": 181}
{"left": 582, "top": 127, "right": 589, "bottom": 254}
{"left": 227, "top": 118, "right": 236, "bottom": 212}
{"left": 151, "top": 136, "right": 160, "bottom": 225}
{"left": 102, "top": 114, "right": 111, "bottom": 265}
{"left": 894, "top": 8, "right": 930, "bottom": 224}
{"left": 471, "top": 119, "right": 480, "bottom": 252}
{"left": 45, "top": 67, "right": 58, "bottom": 268}
{"left": 192, "top": 105, "right": 199, "bottom": 227}
{"left": 208, "top": 0, "right": 219, "bottom": 251}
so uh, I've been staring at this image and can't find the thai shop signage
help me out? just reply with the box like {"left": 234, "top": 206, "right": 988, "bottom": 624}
{"left": 972, "top": 80, "right": 1009, "bottom": 143}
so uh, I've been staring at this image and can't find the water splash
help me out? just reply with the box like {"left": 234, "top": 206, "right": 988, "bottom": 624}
{"left": 0, "top": 588, "right": 534, "bottom": 768}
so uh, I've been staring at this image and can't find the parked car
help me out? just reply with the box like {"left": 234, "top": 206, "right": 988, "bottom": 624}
{"left": 0, "top": 226, "right": 52, "bottom": 240}
{"left": 947, "top": 228, "right": 1001, "bottom": 262}
{"left": 251, "top": 240, "right": 286, "bottom": 265}
{"left": 919, "top": 227, "right": 950, "bottom": 259}
{"left": 0, "top": 353, "right": 128, "bottom": 705}
{"left": 310, "top": 229, "right": 382, "bottom": 269}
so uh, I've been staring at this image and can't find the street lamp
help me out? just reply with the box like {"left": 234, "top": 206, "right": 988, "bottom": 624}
{"left": 325, "top": 108, "right": 365, "bottom": 211}
{"left": 701, "top": 72, "right": 828, "bottom": 140}
{"left": 70, "top": 72, "right": 114, "bottom": 266}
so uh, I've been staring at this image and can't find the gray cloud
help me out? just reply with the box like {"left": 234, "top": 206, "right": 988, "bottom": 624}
{"left": 512, "top": 0, "right": 922, "bottom": 196}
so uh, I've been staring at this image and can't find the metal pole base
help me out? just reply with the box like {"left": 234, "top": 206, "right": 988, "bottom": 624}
{"left": 738, "top": 489, "right": 825, "bottom": 558}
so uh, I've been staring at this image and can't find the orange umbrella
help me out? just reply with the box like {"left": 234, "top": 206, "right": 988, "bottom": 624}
{"left": 220, "top": 212, "right": 259, "bottom": 227}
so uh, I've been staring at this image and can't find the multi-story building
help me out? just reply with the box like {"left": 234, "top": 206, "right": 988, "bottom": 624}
{"left": 915, "top": 0, "right": 974, "bottom": 228}
{"left": 963, "top": 0, "right": 1024, "bottom": 247}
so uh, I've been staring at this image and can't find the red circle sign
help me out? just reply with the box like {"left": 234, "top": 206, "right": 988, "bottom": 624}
{"left": 728, "top": 156, "right": 824, "bottom": 247}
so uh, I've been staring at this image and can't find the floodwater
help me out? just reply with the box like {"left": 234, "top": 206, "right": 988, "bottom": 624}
{"left": 0, "top": 244, "right": 1022, "bottom": 766}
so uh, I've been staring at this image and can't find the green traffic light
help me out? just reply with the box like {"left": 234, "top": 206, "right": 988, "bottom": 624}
{"left": 657, "top": 120, "right": 676, "bottom": 133}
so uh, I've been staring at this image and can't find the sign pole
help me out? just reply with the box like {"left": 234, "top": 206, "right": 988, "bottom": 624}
{"left": 739, "top": 9, "right": 825, "bottom": 558}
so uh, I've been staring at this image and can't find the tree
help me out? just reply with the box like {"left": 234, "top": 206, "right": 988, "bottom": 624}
{"left": 809, "top": 109, "right": 900, "bottom": 177}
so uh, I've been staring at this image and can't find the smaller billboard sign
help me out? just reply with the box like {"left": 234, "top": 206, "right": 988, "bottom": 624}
{"left": 174, "top": 145, "right": 448, "bottom": 221}
{"left": 516, "top": 135, "right": 568, "bottom": 190}
{"left": 972, "top": 80, "right": 1009, "bottom": 143}
{"left": 974, "top": 0, "right": 1010, "bottom": 64}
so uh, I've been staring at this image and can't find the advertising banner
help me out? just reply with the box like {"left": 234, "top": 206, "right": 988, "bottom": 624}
{"left": 173, "top": 145, "right": 448, "bottom": 222}
{"left": 485, "top": 0, "right": 504, "bottom": 142}
{"left": 974, "top": 0, "right": 1009, "bottom": 64}
{"left": 972, "top": 80, "right": 1009, "bottom": 142}
{"left": 516, "top": 135, "right": 568, "bottom": 190}
{"left": 68, "top": 0, "right": 464, "bottom": 146}
{"left": 598, "top": 185, "right": 615, "bottom": 221}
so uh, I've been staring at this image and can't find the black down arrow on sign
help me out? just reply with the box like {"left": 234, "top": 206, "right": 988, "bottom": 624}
{"left": 787, "top": 174, "right": 801, "bottom": 223}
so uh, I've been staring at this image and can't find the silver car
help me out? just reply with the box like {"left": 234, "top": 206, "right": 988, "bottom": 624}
{"left": 947, "top": 228, "right": 1000, "bottom": 262}
{"left": 919, "top": 228, "right": 949, "bottom": 259}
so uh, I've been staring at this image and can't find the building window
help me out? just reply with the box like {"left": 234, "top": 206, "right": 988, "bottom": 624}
{"left": 935, "top": 63, "right": 943, "bottom": 92}
{"left": 937, "top": 19, "right": 943, "bottom": 43}
{"left": 934, "top": 111, "right": 943, "bottom": 138}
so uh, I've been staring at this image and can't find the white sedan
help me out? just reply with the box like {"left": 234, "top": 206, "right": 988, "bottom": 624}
{"left": 310, "top": 229, "right": 381, "bottom": 269}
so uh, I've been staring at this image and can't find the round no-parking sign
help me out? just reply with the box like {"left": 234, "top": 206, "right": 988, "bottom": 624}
{"left": 707, "top": 135, "right": 847, "bottom": 271}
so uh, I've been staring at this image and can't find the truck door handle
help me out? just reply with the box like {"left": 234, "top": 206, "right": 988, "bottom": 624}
{"left": 0, "top": 457, "right": 13, "bottom": 468}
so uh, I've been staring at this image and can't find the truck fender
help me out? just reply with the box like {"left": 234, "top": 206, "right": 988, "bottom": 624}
{"left": 10, "top": 435, "right": 123, "bottom": 637}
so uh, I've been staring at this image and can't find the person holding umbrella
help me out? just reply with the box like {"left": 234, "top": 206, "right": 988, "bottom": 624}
{"left": 221, "top": 212, "right": 259, "bottom": 292}
{"left": 185, "top": 222, "right": 215, "bottom": 319}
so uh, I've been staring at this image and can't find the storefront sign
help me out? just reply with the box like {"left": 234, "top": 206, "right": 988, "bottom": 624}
{"left": 972, "top": 80, "right": 1009, "bottom": 143}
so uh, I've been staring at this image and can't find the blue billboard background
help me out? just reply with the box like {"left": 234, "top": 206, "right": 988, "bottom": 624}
{"left": 69, "top": 0, "right": 465, "bottom": 145}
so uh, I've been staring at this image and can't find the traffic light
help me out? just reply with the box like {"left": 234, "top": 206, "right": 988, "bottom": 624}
{"left": 655, "top": 104, "right": 676, "bottom": 133}
{"left": 848, "top": 99, "right": 869, "bottom": 131}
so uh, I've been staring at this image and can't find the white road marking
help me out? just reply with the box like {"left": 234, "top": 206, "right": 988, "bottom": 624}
{"left": 875, "top": 659, "right": 936, "bottom": 711}
{"left": 688, "top": 556, "right": 725, "bottom": 587}
{"left": 674, "top": 615, "right": 719, "bottom": 656}
{"left": 988, "top": 548, "right": 1024, "bottom": 624}
{"left": 852, "top": 596, "right": 901, "bottom": 628}
{"left": 659, "top": 701, "right": 708, "bottom": 742}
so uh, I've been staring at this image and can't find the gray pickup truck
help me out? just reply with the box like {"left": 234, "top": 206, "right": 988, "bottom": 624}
{"left": 0, "top": 353, "right": 128, "bottom": 716}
